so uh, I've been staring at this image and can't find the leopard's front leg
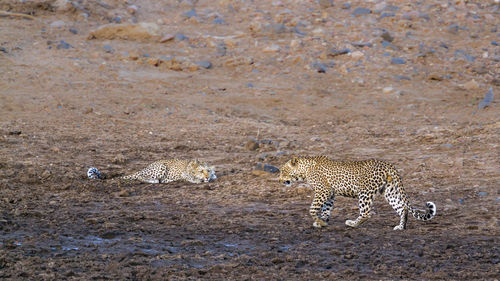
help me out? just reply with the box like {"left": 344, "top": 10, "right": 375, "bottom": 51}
{"left": 345, "top": 192, "right": 374, "bottom": 228}
{"left": 309, "top": 185, "right": 333, "bottom": 228}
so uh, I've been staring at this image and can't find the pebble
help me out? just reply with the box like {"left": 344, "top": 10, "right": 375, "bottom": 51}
{"left": 263, "top": 44, "right": 280, "bottom": 53}
{"left": 391, "top": 57, "right": 406, "bottom": 64}
{"left": 350, "top": 51, "right": 364, "bottom": 59}
{"left": 463, "top": 79, "right": 479, "bottom": 90}
{"left": 492, "top": 41, "right": 499, "bottom": 46}
{"left": 382, "top": 87, "right": 393, "bottom": 94}
{"left": 88, "top": 23, "right": 160, "bottom": 40}
{"left": 159, "top": 34, "right": 174, "bottom": 43}
{"left": 112, "top": 16, "right": 121, "bottom": 23}
{"left": 380, "top": 12, "right": 395, "bottom": 19}
{"left": 50, "top": 20, "right": 66, "bottom": 28}
{"left": 183, "top": 9, "right": 197, "bottom": 19}
{"left": 328, "top": 48, "right": 351, "bottom": 57}
{"left": 394, "top": 75, "right": 411, "bottom": 81}
{"left": 352, "top": 7, "right": 371, "bottom": 16}
{"left": 69, "top": 28, "right": 78, "bottom": 34}
{"left": 319, "top": 0, "right": 334, "bottom": 9}
{"left": 127, "top": 5, "right": 138, "bottom": 15}
{"left": 311, "top": 62, "right": 327, "bottom": 73}
{"left": 245, "top": 139, "right": 259, "bottom": 151}
{"left": 342, "top": 3, "right": 351, "bottom": 9}
{"left": 175, "top": 33, "right": 189, "bottom": 41}
{"left": 381, "top": 31, "right": 394, "bottom": 42}
{"left": 216, "top": 42, "right": 227, "bottom": 56}
{"left": 478, "top": 192, "right": 488, "bottom": 197}
{"left": 195, "top": 61, "right": 212, "bottom": 69}
{"left": 56, "top": 40, "right": 72, "bottom": 49}
{"left": 0, "top": 47, "right": 7, "bottom": 53}
{"left": 103, "top": 45, "right": 114, "bottom": 53}
{"left": 351, "top": 42, "right": 372, "bottom": 48}
{"left": 255, "top": 163, "right": 280, "bottom": 174}
{"left": 454, "top": 50, "right": 475, "bottom": 62}
{"left": 213, "top": 18, "right": 226, "bottom": 24}
{"left": 478, "top": 88, "right": 494, "bottom": 110}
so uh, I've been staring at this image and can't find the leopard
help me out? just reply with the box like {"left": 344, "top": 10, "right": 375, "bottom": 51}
{"left": 279, "top": 156, "right": 436, "bottom": 230}
{"left": 87, "top": 159, "right": 216, "bottom": 184}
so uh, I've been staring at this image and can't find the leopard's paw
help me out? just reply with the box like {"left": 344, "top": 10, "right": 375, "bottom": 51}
{"left": 313, "top": 218, "right": 327, "bottom": 228}
{"left": 345, "top": 219, "right": 357, "bottom": 227}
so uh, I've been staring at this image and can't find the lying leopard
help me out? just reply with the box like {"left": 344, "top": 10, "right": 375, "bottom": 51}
{"left": 87, "top": 159, "right": 216, "bottom": 184}
{"left": 279, "top": 156, "right": 436, "bottom": 230}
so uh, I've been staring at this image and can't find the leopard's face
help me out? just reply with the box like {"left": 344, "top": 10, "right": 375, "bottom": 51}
{"left": 279, "top": 158, "right": 305, "bottom": 187}
{"left": 185, "top": 160, "right": 216, "bottom": 183}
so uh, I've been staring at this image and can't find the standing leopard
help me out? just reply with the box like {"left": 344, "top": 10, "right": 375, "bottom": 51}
{"left": 279, "top": 156, "right": 436, "bottom": 230}
{"left": 87, "top": 159, "right": 216, "bottom": 184}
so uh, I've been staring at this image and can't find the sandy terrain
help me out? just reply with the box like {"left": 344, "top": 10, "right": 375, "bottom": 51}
{"left": 1, "top": 0, "right": 499, "bottom": 279}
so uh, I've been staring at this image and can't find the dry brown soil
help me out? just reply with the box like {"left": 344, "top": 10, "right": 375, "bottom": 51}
{"left": 1, "top": 0, "right": 499, "bottom": 280}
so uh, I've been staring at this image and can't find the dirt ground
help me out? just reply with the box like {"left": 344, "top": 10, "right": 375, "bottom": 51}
{"left": 1, "top": 0, "right": 499, "bottom": 279}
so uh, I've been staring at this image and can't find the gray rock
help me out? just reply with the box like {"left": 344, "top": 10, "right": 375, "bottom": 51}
{"left": 213, "top": 18, "right": 225, "bottom": 24}
{"left": 255, "top": 163, "right": 280, "bottom": 174}
{"left": 440, "top": 143, "right": 453, "bottom": 148}
{"left": 0, "top": 47, "right": 7, "bottom": 53}
{"left": 195, "top": 61, "right": 212, "bottom": 69}
{"left": 311, "top": 62, "right": 327, "bottom": 73}
{"left": 319, "top": 0, "right": 334, "bottom": 9}
{"left": 478, "top": 192, "right": 488, "bottom": 197}
{"left": 384, "top": 5, "right": 399, "bottom": 11}
{"left": 246, "top": 82, "right": 254, "bottom": 88}
{"left": 69, "top": 28, "right": 78, "bottom": 34}
{"left": 112, "top": 16, "right": 121, "bottom": 23}
{"left": 103, "top": 45, "right": 114, "bottom": 53}
{"left": 328, "top": 48, "right": 351, "bottom": 57}
{"left": 292, "top": 26, "right": 306, "bottom": 36}
{"left": 216, "top": 42, "right": 227, "bottom": 56}
{"left": 491, "top": 41, "right": 498, "bottom": 46}
{"left": 56, "top": 40, "right": 72, "bottom": 49}
{"left": 448, "top": 24, "right": 459, "bottom": 34}
{"left": 478, "top": 88, "right": 494, "bottom": 110}
{"left": 352, "top": 7, "right": 371, "bottom": 16}
{"left": 381, "top": 31, "right": 394, "bottom": 42}
{"left": 342, "top": 3, "right": 351, "bottom": 9}
{"left": 454, "top": 50, "right": 475, "bottom": 62}
{"left": 380, "top": 12, "right": 395, "bottom": 19}
{"left": 183, "top": 9, "right": 197, "bottom": 19}
{"left": 175, "top": 33, "right": 189, "bottom": 41}
{"left": 391, "top": 57, "right": 406, "bottom": 64}
{"left": 394, "top": 75, "right": 411, "bottom": 81}
{"left": 352, "top": 42, "right": 373, "bottom": 48}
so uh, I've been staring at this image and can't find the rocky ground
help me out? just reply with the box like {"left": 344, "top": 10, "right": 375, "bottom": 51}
{"left": 1, "top": 0, "right": 499, "bottom": 279}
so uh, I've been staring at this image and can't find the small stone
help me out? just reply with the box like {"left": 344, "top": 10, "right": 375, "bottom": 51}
{"left": 69, "top": 28, "right": 78, "bottom": 34}
{"left": 0, "top": 47, "right": 7, "bottom": 53}
{"left": 352, "top": 7, "right": 371, "bottom": 16}
{"left": 394, "top": 75, "right": 410, "bottom": 81}
{"left": 319, "top": 0, "right": 333, "bottom": 9}
{"left": 56, "top": 40, "right": 72, "bottom": 49}
{"left": 50, "top": 147, "right": 60, "bottom": 153}
{"left": 448, "top": 24, "right": 459, "bottom": 34}
{"left": 255, "top": 163, "right": 280, "bottom": 174}
{"left": 382, "top": 87, "right": 393, "bottom": 94}
{"left": 213, "top": 18, "right": 225, "bottom": 24}
{"left": 440, "top": 143, "right": 453, "bottom": 148}
{"left": 492, "top": 41, "right": 499, "bottom": 46}
{"left": 183, "top": 9, "right": 197, "bottom": 19}
{"left": 454, "top": 50, "right": 475, "bottom": 62}
{"left": 478, "top": 88, "right": 494, "bottom": 110}
{"left": 159, "top": 34, "right": 174, "bottom": 43}
{"left": 391, "top": 57, "right": 406, "bottom": 64}
{"left": 245, "top": 139, "right": 259, "bottom": 151}
{"left": 216, "top": 42, "right": 227, "bottom": 56}
{"left": 50, "top": 20, "right": 66, "bottom": 28}
{"left": 103, "top": 45, "right": 114, "bottom": 53}
{"left": 328, "top": 48, "right": 350, "bottom": 57}
{"left": 88, "top": 23, "right": 160, "bottom": 41}
{"left": 127, "top": 5, "right": 138, "bottom": 15}
{"left": 380, "top": 12, "right": 395, "bottom": 19}
{"left": 175, "top": 33, "right": 189, "bottom": 41}
{"left": 351, "top": 42, "right": 372, "bottom": 48}
{"left": 342, "top": 3, "right": 351, "bottom": 9}
{"left": 463, "top": 79, "right": 479, "bottom": 90}
{"left": 263, "top": 44, "right": 280, "bottom": 53}
{"left": 381, "top": 31, "right": 394, "bottom": 42}
{"left": 311, "top": 62, "right": 327, "bottom": 73}
{"left": 112, "top": 17, "right": 121, "bottom": 23}
{"left": 478, "top": 192, "right": 488, "bottom": 197}
{"left": 112, "top": 154, "right": 126, "bottom": 164}
{"left": 401, "top": 11, "right": 419, "bottom": 20}
{"left": 195, "top": 61, "right": 212, "bottom": 69}
{"left": 350, "top": 51, "right": 364, "bottom": 59}
{"left": 118, "top": 189, "right": 130, "bottom": 197}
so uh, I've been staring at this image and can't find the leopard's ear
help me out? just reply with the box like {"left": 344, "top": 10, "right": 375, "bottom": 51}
{"left": 290, "top": 157, "right": 299, "bottom": 167}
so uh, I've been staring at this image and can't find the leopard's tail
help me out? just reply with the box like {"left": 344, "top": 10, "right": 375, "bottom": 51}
{"left": 87, "top": 167, "right": 102, "bottom": 179}
{"left": 408, "top": 202, "right": 436, "bottom": 221}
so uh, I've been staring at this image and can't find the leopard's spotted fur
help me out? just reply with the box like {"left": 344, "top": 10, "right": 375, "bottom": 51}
{"left": 88, "top": 159, "right": 216, "bottom": 184}
{"left": 279, "top": 156, "right": 436, "bottom": 230}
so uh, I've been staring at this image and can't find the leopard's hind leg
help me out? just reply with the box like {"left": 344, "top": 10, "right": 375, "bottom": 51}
{"left": 383, "top": 180, "right": 409, "bottom": 230}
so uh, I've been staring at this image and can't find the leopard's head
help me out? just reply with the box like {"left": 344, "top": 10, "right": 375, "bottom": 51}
{"left": 185, "top": 160, "right": 216, "bottom": 183}
{"left": 279, "top": 157, "right": 305, "bottom": 187}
